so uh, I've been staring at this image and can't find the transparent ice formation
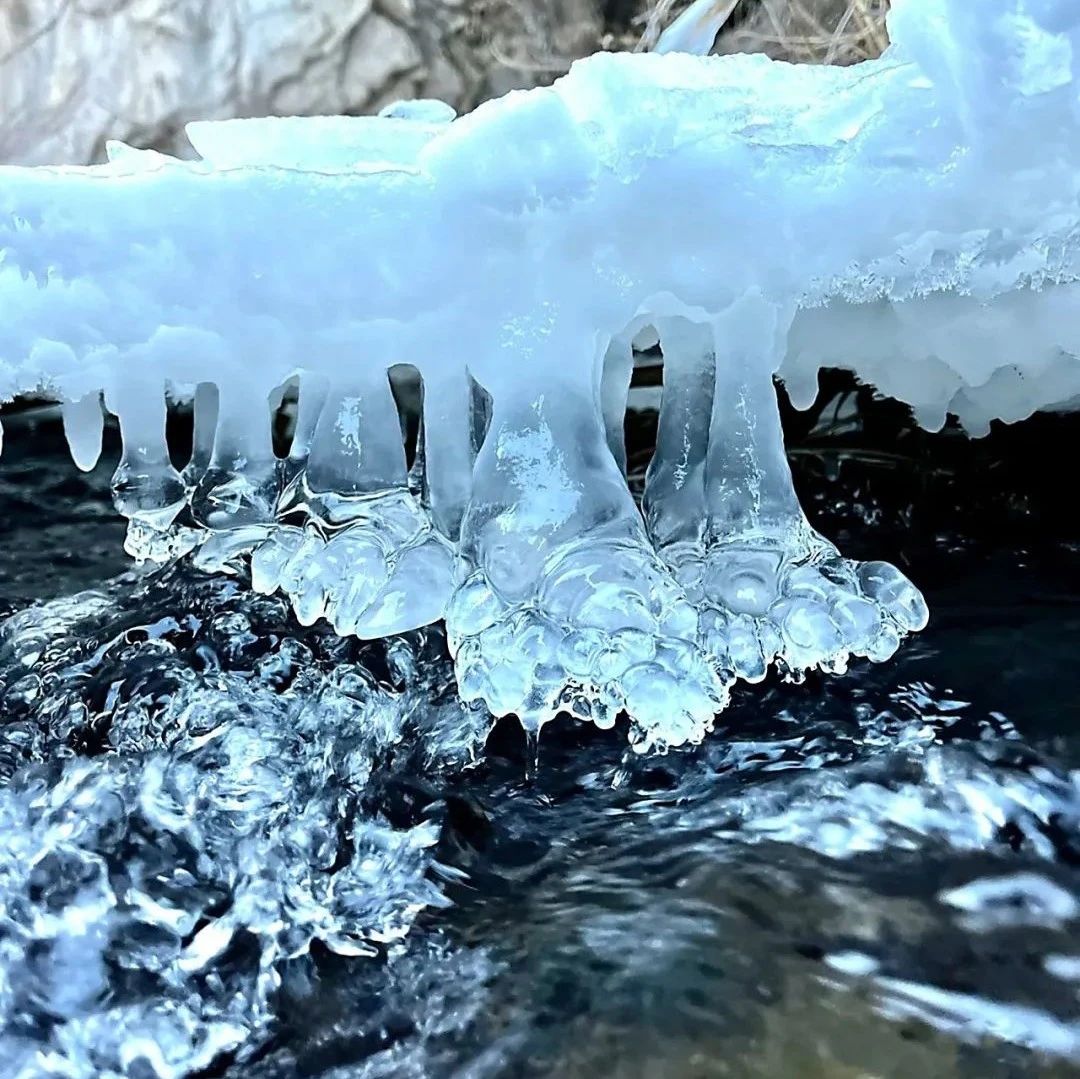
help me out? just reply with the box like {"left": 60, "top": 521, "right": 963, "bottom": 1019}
{"left": 3, "top": 0, "right": 1079, "bottom": 745}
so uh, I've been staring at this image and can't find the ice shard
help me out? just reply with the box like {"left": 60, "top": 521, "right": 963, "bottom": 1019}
{"left": 1, "top": 0, "right": 1078, "bottom": 745}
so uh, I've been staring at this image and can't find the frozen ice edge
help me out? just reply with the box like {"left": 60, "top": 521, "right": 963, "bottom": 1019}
{"left": 0, "top": 0, "right": 1078, "bottom": 746}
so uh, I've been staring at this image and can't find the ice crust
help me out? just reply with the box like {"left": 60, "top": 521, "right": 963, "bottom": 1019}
{"left": 1, "top": 0, "right": 1077, "bottom": 745}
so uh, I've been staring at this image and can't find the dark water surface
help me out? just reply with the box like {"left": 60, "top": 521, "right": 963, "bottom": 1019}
{"left": 1, "top": 398, "right": 1079, "bottom": 1078}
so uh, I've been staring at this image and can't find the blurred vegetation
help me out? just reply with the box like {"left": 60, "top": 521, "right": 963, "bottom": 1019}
{"left": 467, "top": 0, "right": 891, "bottom": 81}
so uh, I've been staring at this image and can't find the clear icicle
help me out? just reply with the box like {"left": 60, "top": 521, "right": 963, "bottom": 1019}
{"left": 104, "top": 380, "right": 187, "bottom": 531}
{"left": 61, "top": 392, "right": 105, "bottom": 473}
{"left": 183, "top": 381, "right": 219, "bottom": 488}
{"left": 644, "top": 319, "right": 715, "bottom": 549}
{"left": 294, "top": 368, "right": 409, "bottom": 528}
{"left": 420, "top": 367, "right": 474, "bottom": 539}
{"left": 284, "top": 373, "right": 329, "bottom": 485}
{"left": 191, "top": 383, "right": 280, "bottom": 530}
{"left": 600, "top": 337, "right": 634, "bottom": 476}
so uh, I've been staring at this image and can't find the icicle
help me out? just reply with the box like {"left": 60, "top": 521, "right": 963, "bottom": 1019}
{"left": 248, "top": 361, "right": 456, "bottom": 637}
{"left": 190, "top": 381, "right": 280, "bottom": 530}
{"left": 635, "top": 293, "right": 931, "bottom": 681}
{"left": 448, "top": 348, "right": 726, "bottom": 749}
{"left": 643, "top": 319, "right": 715, "bottom": 548}
{"left": 600, "top": 337, "right": 633, "bottom": 475}
{"left": 285, "top": 373, "right": 328, "bottom": 479}
{"left": 420, "top": 366, "right": 474, "bottom": 539}
{"left": 779, "top": 367, "right": 820, "bottom": 413}
{"left": 61, "top": 392, "right": 104, "bottom": 472}
{"left": 104, "top": 380, "right": 186, "bottom": 530}
{"left": 288, "top": 367, "right": 408, "bottom": 528}
{"left": 182, "top": 381, "right": 219, "bottom": 487}
{"left": 704, "top": 299, "right": 802, "bottom": 537}
{"left": 390, "top": 364, "right": 423, "bottom": 468}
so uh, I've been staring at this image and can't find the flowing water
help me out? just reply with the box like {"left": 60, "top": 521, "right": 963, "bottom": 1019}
{"left": 1, "top": 397, "right": 1078, "bottom": 1079}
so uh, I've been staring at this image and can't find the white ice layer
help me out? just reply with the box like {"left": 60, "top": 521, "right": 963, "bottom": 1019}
{"left": 1, "top": 0, "right": 1076, "bottom": 746}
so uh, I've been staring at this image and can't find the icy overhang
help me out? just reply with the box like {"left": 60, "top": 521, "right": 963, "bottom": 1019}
{"left": 1, "top": 0, "right": 1079, "bottom": 433}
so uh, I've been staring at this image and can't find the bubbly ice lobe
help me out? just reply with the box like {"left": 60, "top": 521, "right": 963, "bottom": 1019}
{"left": 1, "top": 0, "right": 1076, "bottom": 741}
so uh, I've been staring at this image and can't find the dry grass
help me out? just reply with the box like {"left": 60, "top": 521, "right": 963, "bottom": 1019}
{"left": 610, "top": 0, "right": 891, "bottom": 64}
{"left": 713, "top": 0, "right": 890, "bottom": 64}
{"left": 475, "top": 0, "right": 891, "bottom": 90}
